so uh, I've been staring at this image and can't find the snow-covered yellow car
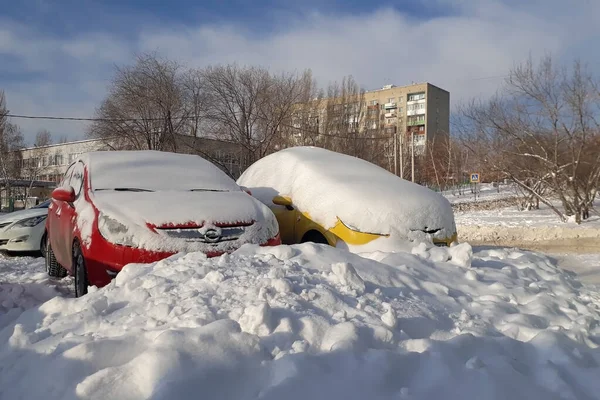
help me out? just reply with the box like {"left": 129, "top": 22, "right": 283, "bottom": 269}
{"left": 237, "top": 147, "right": 457, "bottom": 251}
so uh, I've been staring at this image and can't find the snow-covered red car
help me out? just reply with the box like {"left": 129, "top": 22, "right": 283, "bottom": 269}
{"left": 237, "top": 146, "right": 457, "bottom": 252}
{"left": 45, "top": 150, "right": 281, "bottom": 297}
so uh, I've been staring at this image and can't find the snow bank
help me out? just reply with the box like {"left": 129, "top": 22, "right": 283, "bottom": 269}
{"left": 0, "top": 255, "right": 72, "bottom": 332}
{"left": 238, "top": 147, "right": 456, "bottom": 242}
{"left": 455, "top": 202, "right": 600, "bottom": 250}
{"left": 1, "top": 243, "right": 599, "bottom": 399}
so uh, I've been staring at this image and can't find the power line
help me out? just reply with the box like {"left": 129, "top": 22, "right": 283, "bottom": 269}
{"left": 5, "top": 113, "right": 395, "bottom": 141}
{"left": 5, "top": 114, "right": 163, "bottom": 122}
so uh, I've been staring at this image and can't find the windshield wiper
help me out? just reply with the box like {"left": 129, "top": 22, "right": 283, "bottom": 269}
{"left": 189, "top": 189, "right": 227, "bottom": 192}
{"left": 96, "top": 188, "right": 154, "bottom": 192}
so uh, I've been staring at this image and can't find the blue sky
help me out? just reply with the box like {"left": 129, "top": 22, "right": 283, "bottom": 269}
{"left": 1, "top": 0, "right": 599, "bottom": 144}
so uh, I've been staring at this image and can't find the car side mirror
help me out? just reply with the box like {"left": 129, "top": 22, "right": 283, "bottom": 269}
{"left": 52, "top": 186, "right": 76, "bottom": 203}
{"left": 272, "top": 195, "right": 294, "bottom": 210}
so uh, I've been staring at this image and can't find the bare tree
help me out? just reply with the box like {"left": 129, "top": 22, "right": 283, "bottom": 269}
{"left": 316, "top": 76, "right": 393, "bottom": 168}
{"left": 88, "top": 53, "right": 188, "bottom": 151}
{"left": 22, "top": 130, "right": 53, "bottom": 199}
{"left": 200, "top": 64, "right": 310, "bottom": 164}
{"left": 0, "top": 91, "right": 24, "bottom": 209}
{"left": 457, "top": 55, "right": 600, "bottom": 222}
{"left": 323, "top": 76, "right": 365, "bottom": 154}
{"left": 277, "top": 69, "right": 325, "bottom": 148}
{"left": 35, "top": 129, "right": 52, "bottom": 148}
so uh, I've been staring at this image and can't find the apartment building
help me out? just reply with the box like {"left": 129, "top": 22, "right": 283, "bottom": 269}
{"left": 363, "top": 82, "right": 450, "bottom": 151}
{"left": 290, "top": 82, "right": 450, "bottom": 155}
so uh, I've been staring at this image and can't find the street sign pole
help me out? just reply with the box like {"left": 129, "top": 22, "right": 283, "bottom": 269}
{"left": 470, "top": 172, "right": 480, "bottom": 201}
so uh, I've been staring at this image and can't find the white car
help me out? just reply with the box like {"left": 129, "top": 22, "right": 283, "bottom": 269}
{"left": 0, "top": 200, "right": 49, "bottom": 253}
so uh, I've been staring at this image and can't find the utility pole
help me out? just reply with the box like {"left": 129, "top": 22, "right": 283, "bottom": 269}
{"left": 393, "top": 133, "right": 398, "bottom": 175}
{"left": 411, "top": 130, "right": 415, "bottom": 182}
{"left": 400, "top": 134, "right": 404, "bottom": 179}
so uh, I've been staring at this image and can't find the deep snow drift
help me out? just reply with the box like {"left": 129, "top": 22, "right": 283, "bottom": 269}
{"left": 1, "top": 242, "right": 599, "bottom": 399}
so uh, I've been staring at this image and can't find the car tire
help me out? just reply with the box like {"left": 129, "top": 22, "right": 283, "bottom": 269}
{"left": 45, "top": 235, "right": 67, "bottom": 278}
{"left": 73, "top": 241, "right": 88, "bottom": 298}
{"left": 40, "top": 234, "right": 46, "bottom": 258}
{"left": 301, "top": 231, "right": 329, "bottom": 245}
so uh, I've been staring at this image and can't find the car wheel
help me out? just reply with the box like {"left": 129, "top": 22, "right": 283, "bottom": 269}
{"left": 301, "top": 230, "right": 329, "bottom": 245}
{"left": 40, "top": 234, "right": 46, "bottom": 258}
{"left": 73, "top": 241, "right": 88, "bottom": 298}
{"left": 45, "top": 235, "right": 67, "bottom": 278}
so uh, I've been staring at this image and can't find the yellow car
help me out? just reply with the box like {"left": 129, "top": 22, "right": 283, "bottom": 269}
{"left": 237, "top": 147, "right": 457, "bottom": 250}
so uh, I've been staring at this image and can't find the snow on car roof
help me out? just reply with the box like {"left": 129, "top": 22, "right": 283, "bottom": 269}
{"left": 238, "top": 146, "right": 456, "bottom": 238}
{"left": 79, "top": 150, "right": 240, "bottom": 192}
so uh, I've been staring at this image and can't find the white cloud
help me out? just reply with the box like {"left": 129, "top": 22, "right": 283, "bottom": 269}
{"left": 1, "top": 0, "right": 599, "bottom": 144}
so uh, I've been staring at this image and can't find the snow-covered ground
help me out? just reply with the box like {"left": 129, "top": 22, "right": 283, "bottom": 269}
{"left": 0, "top": 254, "right": 73, "bottom": 331}
{"left": 549, "top": 253, "right": 600, "bottom": 286}
{"left": 1, "top": 242, "right": 600, "bottom": 399}
{"left": 455, "top": 199, "right": 600, "bottom": 252}
{"left": 441, "top": 183, "right": 517, "bottom": 205}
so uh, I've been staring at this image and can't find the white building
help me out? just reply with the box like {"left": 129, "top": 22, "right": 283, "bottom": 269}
{"left": 3, "top": 135, "right": 246, "bottom": 210}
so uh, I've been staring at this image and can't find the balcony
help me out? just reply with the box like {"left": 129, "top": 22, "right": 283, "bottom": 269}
{"left": 407, "top": 92, "right": 426, "bottom": 104}
{"left": 407, "top": 119, "right": 425, "bottom": 126}
{"left": 384, "top": 111, "right": 396, "bottom": 118}
{"left": 384, "top": 102, "right": 397, "bottom": 110}
{"left": 406, "top": 108, "right": 425, "bottom": 116}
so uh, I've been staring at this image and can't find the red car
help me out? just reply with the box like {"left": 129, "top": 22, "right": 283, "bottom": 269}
{"left": 45, "top": 150, "right": 281, "bottom": 297}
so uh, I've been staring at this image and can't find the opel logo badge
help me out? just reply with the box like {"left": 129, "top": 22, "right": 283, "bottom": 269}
{"left": 203, "top": 228, "right": 221, "bottom": 243}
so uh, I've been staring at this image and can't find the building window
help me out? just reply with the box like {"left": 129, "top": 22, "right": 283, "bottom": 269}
{"left": 408, "top": 92, "right": 425, "bottom": 102}
{"left": 369, "top": 100, "right": 378, "bottom": 106}
{"left": 387, "top": 97, "right": 395, "bottom": 103}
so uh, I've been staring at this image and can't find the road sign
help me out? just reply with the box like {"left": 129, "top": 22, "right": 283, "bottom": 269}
{"left": 470, "top": 173, "right": 480, "bottom": 183}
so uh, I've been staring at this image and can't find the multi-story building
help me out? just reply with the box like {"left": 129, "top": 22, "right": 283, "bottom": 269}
{"left": 363, "top": 82, "right": 450, "bottom": 152}
{"left": 290, "top": 82, "right": 449, "bottom": 154}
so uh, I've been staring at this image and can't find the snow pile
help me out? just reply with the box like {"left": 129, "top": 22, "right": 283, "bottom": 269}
{"left": 1, "top": 243, "right": 600, "bottom": 399}
{"left": 0, "top": 255, "right": 72, "bottom": 332}
{"left": 238, "top": 146, "right": 456, "bottom": 242}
